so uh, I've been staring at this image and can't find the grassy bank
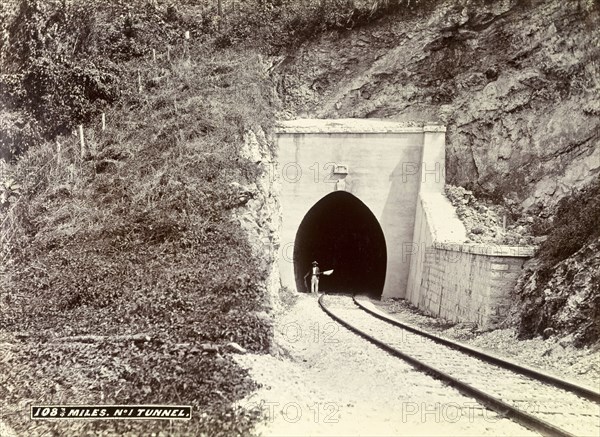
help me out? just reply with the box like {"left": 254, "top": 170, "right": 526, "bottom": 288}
{"left": 0, "top": 1, "right": 279, "bottom": 434}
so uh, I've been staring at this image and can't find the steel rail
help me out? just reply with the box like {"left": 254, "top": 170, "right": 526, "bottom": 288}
{"left": 318, "top": 294, "right": 577, "bottom": 437}
{"left": 352, "top": 295, "right": 600, "bottom": 404}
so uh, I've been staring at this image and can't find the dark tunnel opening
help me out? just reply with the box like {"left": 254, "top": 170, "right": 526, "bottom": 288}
{"left": 294, "top": 191, "right": 387, "bottom": 299}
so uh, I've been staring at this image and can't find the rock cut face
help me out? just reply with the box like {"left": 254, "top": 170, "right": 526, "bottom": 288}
{"left": 277, "top": 0, "right": 600, "bottom": 214}
{"left": 293, "top": 191, "right": 387, "bottom": 298}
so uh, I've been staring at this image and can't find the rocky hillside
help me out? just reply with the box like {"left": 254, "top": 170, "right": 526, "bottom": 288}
{"left": 516, "top": 236, "right": 600, "bottom": 347}
{"left": 512, "top": 175, "right": 600, "bottom": 346}
{"left": 276, "top": 0, "right": 599, "bottom": 214}
{"left": 275, "top": 0, "right": 599, "bottom": 346}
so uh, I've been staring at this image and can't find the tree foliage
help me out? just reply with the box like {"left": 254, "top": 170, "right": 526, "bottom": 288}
{"left": 0, "top": 0, "right": 119, "bottom": 160}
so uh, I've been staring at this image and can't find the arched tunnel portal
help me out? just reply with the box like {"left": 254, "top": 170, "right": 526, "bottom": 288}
{"left": 293, "top": 192, "right": 387, "bottom": 298}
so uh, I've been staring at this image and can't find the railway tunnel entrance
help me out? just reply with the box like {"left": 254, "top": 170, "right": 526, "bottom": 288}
{"left": 276, "top": 119, "right": 447, "bottom": 299}
{"left": 293, "top": 192, "right": 387, "bottom": 299}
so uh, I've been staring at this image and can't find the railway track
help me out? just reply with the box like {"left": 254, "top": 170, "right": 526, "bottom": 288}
{"left": 318, "top": 294, "right": 600, "bottom": 437}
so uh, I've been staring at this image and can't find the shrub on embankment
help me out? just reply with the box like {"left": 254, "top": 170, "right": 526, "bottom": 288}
{"left": 516, "top": 175, "right": 600, "bottom": 347}
{"left": 0, "top": 0, "right": 120, "bottom": 160}
{"left": 205, "top": 0, "right": 444, "bottom": 51}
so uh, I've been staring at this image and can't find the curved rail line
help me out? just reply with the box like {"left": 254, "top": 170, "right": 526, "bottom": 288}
{"left": 318, "top": 294, "right": 600, "bottom": 437}
{"left": 352, "top": 296, "right": 600, "bottom": 403}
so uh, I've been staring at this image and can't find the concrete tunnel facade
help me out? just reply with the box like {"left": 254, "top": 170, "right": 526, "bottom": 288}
{"left": 275, "top": 119, "right": 446, "bottom": 299}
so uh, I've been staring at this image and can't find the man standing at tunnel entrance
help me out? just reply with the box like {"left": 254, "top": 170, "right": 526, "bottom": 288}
{"left": 304, "top": 261, "right": 321, "bottom": 294}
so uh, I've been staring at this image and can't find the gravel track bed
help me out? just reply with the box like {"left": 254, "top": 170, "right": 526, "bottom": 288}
{"left": 373, "top": 298, "right": 600, "bottom": 389}
{"left": 325, "top": 295, "right": 599, "bottom": 437}
{"left": 235, "top": 294, "right": 535, "bottom": 436}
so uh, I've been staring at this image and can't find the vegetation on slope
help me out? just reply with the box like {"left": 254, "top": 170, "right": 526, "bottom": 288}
{"left": 517, "top": 175, "right": 600, "bottom": 346}
{"left": 535, "top": 175, "right": 600, "bottom": 269}
{"left": 0, "top": 0, "right": 276, "bottom": 434}
{"left": 208, "top": 0, "right": 443, "bottom": 51}
{"left": 0, "top": 0, "right": 443, "bottom": 161}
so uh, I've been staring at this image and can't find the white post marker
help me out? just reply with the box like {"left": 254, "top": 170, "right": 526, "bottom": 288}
{"left": 79, "top": 125, "right": 85, "bottom": 158}
{"left": 101, "top": 112, "right": 106, "bottom": 131}
{"left": 56, "top": 140, "right": 61, "bottom": 165}
{"left": 183, "top": 31, "right": 190, "bottom": 60}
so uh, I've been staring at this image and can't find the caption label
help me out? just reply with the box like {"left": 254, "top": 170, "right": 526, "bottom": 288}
{"left": 30, "top": 405, "right": 192, "bottom": 420}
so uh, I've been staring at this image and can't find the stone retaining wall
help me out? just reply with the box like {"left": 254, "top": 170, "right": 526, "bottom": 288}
{"left": 407, "top": 193, "right": 535, "bottom": 328}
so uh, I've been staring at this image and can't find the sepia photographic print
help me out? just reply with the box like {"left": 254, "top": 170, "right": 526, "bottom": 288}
{"left": 0, "top": 0, "right": 599, "bottom": 436}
